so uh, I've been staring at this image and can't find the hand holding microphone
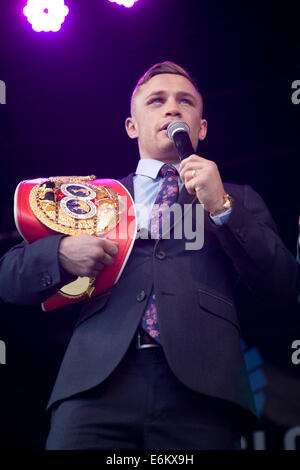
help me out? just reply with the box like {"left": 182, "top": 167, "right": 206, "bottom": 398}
{"left": 167, "top": 120, "right": 227, "bottom": 214}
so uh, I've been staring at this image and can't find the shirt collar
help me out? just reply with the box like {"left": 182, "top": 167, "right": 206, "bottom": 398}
{"left": 135, "top": 158, "right": 181, "bottom": 180}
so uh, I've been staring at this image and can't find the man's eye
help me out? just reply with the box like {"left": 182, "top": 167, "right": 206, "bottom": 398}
{"left": 180, "top": 99, "right": 191, "bottom": 105}
{"left": 149, "top": 98, "right": 163, "bottom": 104}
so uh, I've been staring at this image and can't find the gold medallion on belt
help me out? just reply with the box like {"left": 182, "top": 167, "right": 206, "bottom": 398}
{"left": 29, "top": 175, "right": 124, "bottom": 299}
{"left": 29, "top": 175, "right": 124, "bottom": 237}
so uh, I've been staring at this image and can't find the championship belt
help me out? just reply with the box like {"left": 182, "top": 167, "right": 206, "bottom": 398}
{"left": 14, "top": 175, "right": 137, "bottom": 311}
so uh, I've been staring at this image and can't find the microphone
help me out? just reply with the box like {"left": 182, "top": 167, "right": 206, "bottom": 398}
{"left": 167, "top": 120, "right": 195, "bottom": 161}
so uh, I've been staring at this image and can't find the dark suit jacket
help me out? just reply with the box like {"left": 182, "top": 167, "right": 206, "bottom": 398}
{"left": 0, "top": 175, "right": 298, "bottom": 423}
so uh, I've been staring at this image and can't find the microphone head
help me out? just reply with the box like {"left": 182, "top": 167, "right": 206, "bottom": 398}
{"left": 167, "top": 120, "right": 190, "bottom": 142}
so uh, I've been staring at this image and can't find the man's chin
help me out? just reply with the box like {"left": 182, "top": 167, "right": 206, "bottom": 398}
{"left": 139, "top": 138, "right": 180, "bottom": 162}
{"left": 158, "top": 134, "right": 175, "bottom": 150}
{"left": 155, "top": 144, "right": 180, "bottom": 163}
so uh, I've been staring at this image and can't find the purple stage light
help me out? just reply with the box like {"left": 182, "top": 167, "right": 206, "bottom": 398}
{"left": 23, "top": 0, "right": 69, "bottom": 32}
{"left": 108, "top": 0, "right": 139, "bottom": 8}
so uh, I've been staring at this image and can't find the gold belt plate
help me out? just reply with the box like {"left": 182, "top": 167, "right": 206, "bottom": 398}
{"left": 29, "top": 175, "right": 123, "bottom": 236}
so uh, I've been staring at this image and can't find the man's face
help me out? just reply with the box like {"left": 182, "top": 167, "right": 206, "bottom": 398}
{"left": 125, "top": 73, "right": 207, "bottom": 163}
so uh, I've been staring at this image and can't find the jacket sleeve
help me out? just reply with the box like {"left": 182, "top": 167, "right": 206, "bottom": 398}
{"left": 210, "top": 184, "right": 300, "bottom": 305}
{"left": 0, "top": 234, "right": 75, "bottom": 306}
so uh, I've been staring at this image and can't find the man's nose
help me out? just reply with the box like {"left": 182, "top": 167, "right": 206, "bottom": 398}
{"left": 164, "top": 99, "right": 181, "bottom": 117}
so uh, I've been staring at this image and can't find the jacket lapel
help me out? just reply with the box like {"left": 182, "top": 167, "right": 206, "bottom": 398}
{"left": 177, "top": 185, "right": 197, "bottom": 206}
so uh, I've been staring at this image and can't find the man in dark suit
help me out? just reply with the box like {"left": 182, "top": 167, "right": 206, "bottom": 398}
{"left": 0, "top": 62, "right": 298, "bottom": 450}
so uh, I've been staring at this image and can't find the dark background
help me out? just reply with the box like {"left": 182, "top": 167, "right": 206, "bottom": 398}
{"left": 0, "top": 0, "right": 299, "bottom": 449}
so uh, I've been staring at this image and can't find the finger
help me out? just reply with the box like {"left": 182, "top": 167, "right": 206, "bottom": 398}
{"left": 179, "top": 154, "right": 198, "bottom": 168}
{"left": 179, "top": 155, "right": 206, "bottom": 173}
{"left": 184, "top": 174, "right": 204, "bottom": 195}
{"left": 89, "top": 244, "right": 116, "bottom": 266}
{"left": 100, "top": 252, "right": 116, "bottom": 265}
{"left": 88, "top": 263, "right": 105, "bottom": 277}
{"left": 90, "top": 255, "right": 113, "bottom": 276}
{"left": 180, "top": 164, "right": 203, "bottom": 184}
{"left": 180, "top": 161, "right": 205, "bottom": 173}
{"left": 97, "top": 238, "right": 119, "bottom": 256}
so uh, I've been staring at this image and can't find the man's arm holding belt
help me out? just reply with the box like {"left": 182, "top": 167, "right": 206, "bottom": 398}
{"left": 0, "top": 234, "right": 118, "bottom": 306}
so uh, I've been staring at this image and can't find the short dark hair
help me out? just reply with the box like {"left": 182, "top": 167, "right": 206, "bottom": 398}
{"left": 131, "top": 61, "right": 203, "bottom": 113}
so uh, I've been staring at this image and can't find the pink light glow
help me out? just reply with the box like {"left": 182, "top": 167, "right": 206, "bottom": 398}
{"left": 23, "top": 0, "right": 69, "bottom": 32}
{"left": 108, "top": 0, "right": 139, "bottom": 8}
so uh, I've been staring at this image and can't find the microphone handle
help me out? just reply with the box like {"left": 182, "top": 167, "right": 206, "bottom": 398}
{"left": 173, "top": 131, "right": 195, "bottom": 160}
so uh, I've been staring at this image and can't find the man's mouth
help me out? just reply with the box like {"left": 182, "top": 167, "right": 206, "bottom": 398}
{"left": 159, "top": 122, "right": 173, "bottom": 132}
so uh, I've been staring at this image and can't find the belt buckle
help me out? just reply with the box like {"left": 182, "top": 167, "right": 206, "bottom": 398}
{"left": 136, "top": 333, "right": 161, "bottom": 349}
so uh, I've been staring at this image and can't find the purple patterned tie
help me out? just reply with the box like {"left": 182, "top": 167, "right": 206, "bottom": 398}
{"left": 141, "top": 164, "right": 179, "bottom": 344}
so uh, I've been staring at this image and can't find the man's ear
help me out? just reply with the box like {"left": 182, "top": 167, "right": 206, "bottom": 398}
{"left": 125, "top": 117, "right": 138, "bottom": 139}
{"left": 198, "top": 119, "right": 207, "bottom": 141}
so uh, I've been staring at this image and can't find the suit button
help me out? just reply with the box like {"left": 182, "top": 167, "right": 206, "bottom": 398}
{"left": 41, "top": 273, "right": 52, "bottom": 288}
{"left": 156, "top": 250, "right": 166, "bottom": 260}
{"left": 136, "top": 290, "right": 146, "bottom": 302}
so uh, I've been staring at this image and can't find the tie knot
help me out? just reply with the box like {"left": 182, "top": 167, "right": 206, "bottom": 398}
{"left": 159, "top": 164, "right": 177, "bottom": 178}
